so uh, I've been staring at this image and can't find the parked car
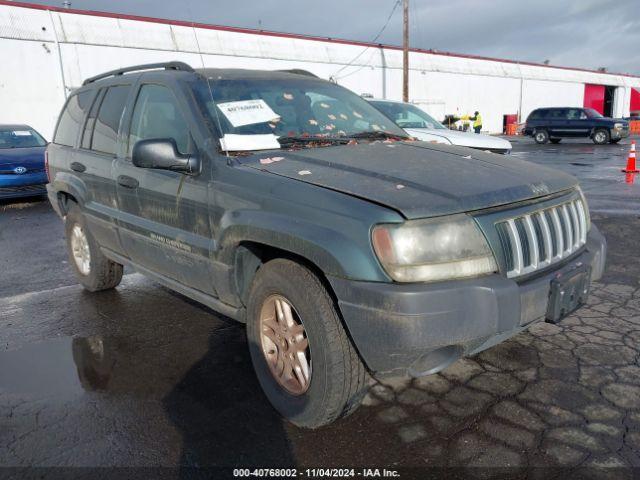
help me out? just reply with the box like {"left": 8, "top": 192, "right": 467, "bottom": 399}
{"left": 524, "top": 107, "right": 629, "bottom": 145}
{"left": 47, "top": 62, "right": 606, "bottom": 428}
{"left": 0, "top": 124, "right": 48, "bottom": 200}
{"left": 369, "top": 99, "right": 512, "bottom": 153}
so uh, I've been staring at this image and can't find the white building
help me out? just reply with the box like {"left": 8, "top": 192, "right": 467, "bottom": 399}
{"left": 1, "top": 0, "right": 639, "bottom": 139}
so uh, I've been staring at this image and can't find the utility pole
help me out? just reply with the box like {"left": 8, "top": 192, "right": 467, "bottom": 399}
{"left": 402, "top": 0, "right": 409, "bottom": 102}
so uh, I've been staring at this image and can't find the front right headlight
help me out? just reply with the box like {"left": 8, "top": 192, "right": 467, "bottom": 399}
{"left": 371, "top": 214, "right": 498, "bottom": 283}
{"left": 577, "top": 186, "right": 591, "bottom": 232}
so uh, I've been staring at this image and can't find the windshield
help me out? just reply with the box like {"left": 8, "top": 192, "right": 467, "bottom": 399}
{"left": 192, "top": 75, "right": 408, "bottom": 151}
{"left": 370, "top": 101, "right": 446, "bottom": 130}
{"left": 584, "top": 108, "right": 604, "bottom": 119}
{"left": 0, "top": 128, "right": 46, "bottom": 149}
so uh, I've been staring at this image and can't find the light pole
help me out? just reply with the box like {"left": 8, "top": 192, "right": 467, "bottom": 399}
{"left": 402, "top": 0, "right": 409, "bottom": 102}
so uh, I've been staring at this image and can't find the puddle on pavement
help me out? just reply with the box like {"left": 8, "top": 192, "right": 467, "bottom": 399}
{"left": 0, "top": 336, "right": 116, "bottom": 397}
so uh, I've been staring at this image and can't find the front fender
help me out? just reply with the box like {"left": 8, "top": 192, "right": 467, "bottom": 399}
{"left": 216, "top": 209, "right": 388, "bottom": 281}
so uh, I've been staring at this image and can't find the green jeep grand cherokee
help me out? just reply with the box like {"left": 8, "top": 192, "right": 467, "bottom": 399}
{"left": 46, "top": 62, "right": 607, "bottom": 428}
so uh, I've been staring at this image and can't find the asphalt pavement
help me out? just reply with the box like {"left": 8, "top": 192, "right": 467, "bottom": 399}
{"left": 1, "top": 136, "right": 639, "bottom": 478}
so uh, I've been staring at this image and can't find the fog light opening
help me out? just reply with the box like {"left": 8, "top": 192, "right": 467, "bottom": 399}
{"left": 408, "top": 345, "right": 463, "bottom": 378}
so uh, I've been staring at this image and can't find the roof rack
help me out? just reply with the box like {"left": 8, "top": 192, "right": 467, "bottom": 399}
{"left": 82, "top": 61, "right": 194, "bottom": 86}
{"left": 277, "top": 69, "right": 318, "bottom": 78}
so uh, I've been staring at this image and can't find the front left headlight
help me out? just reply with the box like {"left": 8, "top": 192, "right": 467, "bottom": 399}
{"left": 371, "top": 214, "right": 498, "bottom": 283}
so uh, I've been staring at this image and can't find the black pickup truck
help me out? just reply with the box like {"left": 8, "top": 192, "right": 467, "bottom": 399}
{"left": 524, "top": 107, "right": 629, "bottom": 145}
{"left": 46, "top": 63, "right": 607, "bottom": 428}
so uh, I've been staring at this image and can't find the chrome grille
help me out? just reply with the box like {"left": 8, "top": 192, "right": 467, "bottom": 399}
{"left": 497, "top": 198, "right": 588, "bottom": 278}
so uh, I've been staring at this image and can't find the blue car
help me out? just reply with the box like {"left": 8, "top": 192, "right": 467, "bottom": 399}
{"left": 0, "top": 125, "right": 48, "bottom": 200}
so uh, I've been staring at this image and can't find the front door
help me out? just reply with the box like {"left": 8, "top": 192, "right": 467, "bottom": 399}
{"left": 565, "top": 108, "right": 590, "bottom": 137}
{"left": 114, "top": 81, "right": 216, "bottom": 296}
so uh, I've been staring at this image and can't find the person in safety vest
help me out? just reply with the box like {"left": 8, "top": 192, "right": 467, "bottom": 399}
{"left": 472, "top": 111, "right": 482, "bottom": 133}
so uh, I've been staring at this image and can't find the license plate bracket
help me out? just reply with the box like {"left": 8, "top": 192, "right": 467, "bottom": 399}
{"left": 546, "top": 265, "right": 591, "bottom": 323}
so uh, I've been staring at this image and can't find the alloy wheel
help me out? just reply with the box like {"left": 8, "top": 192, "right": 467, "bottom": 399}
{"left": 259, "top": 294, "right": 311, "bottom": 395}
{"left": 70, "top": 224, "right": 91, "bottom": 275}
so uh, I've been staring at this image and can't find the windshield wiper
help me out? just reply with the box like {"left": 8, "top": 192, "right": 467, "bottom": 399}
{"left": 277, "top": 136, "right": 352, "bottom": 148}
{"left": 348, "top": 131, "right": 410, "bottom": 141}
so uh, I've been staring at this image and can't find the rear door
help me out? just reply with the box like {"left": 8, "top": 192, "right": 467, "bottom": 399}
{"left": 546, "top": 109, "right": 569, "bottom": 137}
{"left": 114, "top": 79, "right": 216, "bottom": 296}
{"left": 76, "top": 84, "right": 132, "bottom": 254}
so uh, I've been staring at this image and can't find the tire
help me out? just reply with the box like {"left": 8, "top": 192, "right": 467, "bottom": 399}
{"left": 550, "top": 138, "right": 562, "bottom": 144}
{"left": 65, "top": 203, "right": 123, "bottom": 292}
{"left": 534, "top": 130, "right": 549, "bottom": 144}
{"left": 246, "top": 258, "right": 367, "bottom": 428}
{"left": 592, "top": 128, "right": 610, "bottom": 145}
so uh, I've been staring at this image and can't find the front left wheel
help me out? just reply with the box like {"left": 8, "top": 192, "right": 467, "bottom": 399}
{"left": 246, "top": 258, "right": 367, "bottom": 428}
{"left": 592, "top": 128, "right": 610, "bottom": 145}
{"left": 65, "top": 203, "right": 123, "bottom": 292}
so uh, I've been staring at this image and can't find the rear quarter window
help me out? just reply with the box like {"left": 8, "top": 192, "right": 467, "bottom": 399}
{"left": 54, "top": 90, "right": 93, "bottom": 147}
{"left": 528, "top": 110, "right": 547, "bottom": 120}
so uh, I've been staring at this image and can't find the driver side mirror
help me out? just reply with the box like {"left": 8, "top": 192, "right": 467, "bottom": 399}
{"left": 132, "top": 138, "right": 200, "bottom": 175}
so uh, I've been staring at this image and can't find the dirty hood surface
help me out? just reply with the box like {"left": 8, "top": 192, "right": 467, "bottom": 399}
{"left": 239, "top": 141, "right": 577, "bottom": 219}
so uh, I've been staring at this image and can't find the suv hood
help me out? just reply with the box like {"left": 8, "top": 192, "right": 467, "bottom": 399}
{"left": 239, "top": 141, "right": 577, "bottom": 219}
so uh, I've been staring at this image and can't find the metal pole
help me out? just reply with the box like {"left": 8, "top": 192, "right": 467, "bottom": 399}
{"left": 48, "top": 10, "right": 68, "bottom": 100}
{"left": 402, "top": 0, "right": 409, "bottom": 102}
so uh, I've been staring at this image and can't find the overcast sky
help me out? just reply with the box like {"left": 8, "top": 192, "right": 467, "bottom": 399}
{"left": 24, "top": 0, "right": 640, "bottom": 75}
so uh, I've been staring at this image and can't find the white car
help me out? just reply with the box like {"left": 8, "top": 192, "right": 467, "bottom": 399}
{"left": 369, "top": 99, "right": 512, "bottom": 154}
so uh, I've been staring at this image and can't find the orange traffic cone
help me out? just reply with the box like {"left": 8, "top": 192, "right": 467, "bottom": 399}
{"left": 622, "top": 140, "right": 639, "bottom": 173}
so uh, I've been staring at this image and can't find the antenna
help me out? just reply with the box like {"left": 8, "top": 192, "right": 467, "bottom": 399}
{"left": 185, "top": 0, "right": 229, "bottom": 158}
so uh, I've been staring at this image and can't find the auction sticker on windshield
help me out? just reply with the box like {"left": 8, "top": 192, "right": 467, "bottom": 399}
{"left": 217, "top": 99, "right": 280, "bottom": 127}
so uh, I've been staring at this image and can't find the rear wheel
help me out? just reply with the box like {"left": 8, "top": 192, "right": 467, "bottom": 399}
{"left": 550, "top": 138, "right": 562, "bottom": 144}
{"left": 246, "top": 259, "right": 367, "bottom": 428}
{"left": 592, "top": 129, "right": 610, "bottom": 145}
{"left": 65, "top": 203, "right": 123, "bottom": 291}
{"left": 534, "top": 130, "right": 549, "bottom": 144}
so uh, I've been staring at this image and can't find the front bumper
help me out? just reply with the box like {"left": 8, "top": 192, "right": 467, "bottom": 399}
{"left": 611, "top": 127, "right": 630, "bottom": 140}
{"left": 328, "top": 225, "right": 606, "bottom": 377}
{"left": 0, "top": 173, "right": 47, "bottom": 199}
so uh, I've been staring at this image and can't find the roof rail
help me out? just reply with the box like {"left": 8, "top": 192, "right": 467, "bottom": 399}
{"left": 82, "top": 61, "right": 194, "bottom": 86}
{"left": 277, "top": 69, "right": 318, "bottom": 78}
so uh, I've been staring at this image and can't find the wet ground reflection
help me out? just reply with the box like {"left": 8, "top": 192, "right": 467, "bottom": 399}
{"left": 510, "top": 138, "right": 640, "bottom": 216}
{"left": 0, "top": 336, "right": 132, "bottom": 397}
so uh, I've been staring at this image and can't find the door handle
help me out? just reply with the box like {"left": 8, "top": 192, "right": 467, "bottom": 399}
{"left": 117, "top": 175, "right": 139, "bottom": 189}
{"left": 70, "top": 162, "right": 86, "bottom": 173}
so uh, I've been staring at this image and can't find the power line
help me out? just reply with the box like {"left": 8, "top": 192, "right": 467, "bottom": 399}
{"left": 330, "top": 0, "right": 401, "bottom": 80}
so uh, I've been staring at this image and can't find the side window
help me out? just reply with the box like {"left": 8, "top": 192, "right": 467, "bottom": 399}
{"left": 81, "top": 89, "right": 105, "bottom": 150}
{"left": 528, "top": 110, "right": 546, "bottom": 120}
{"left": 567, "top": 109, "right": 582, "bottom": 120}
{"left": 53, "top": 90, "right": 93, "bottom": 147}
{"left": 128, "top": 84, "right": 190, "bottom": 156}
{"left": 548, "top": 109, "right": 566, "bottom": 120}
{"left": 91, "top": 85, "right": 131, "bottom": 155}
